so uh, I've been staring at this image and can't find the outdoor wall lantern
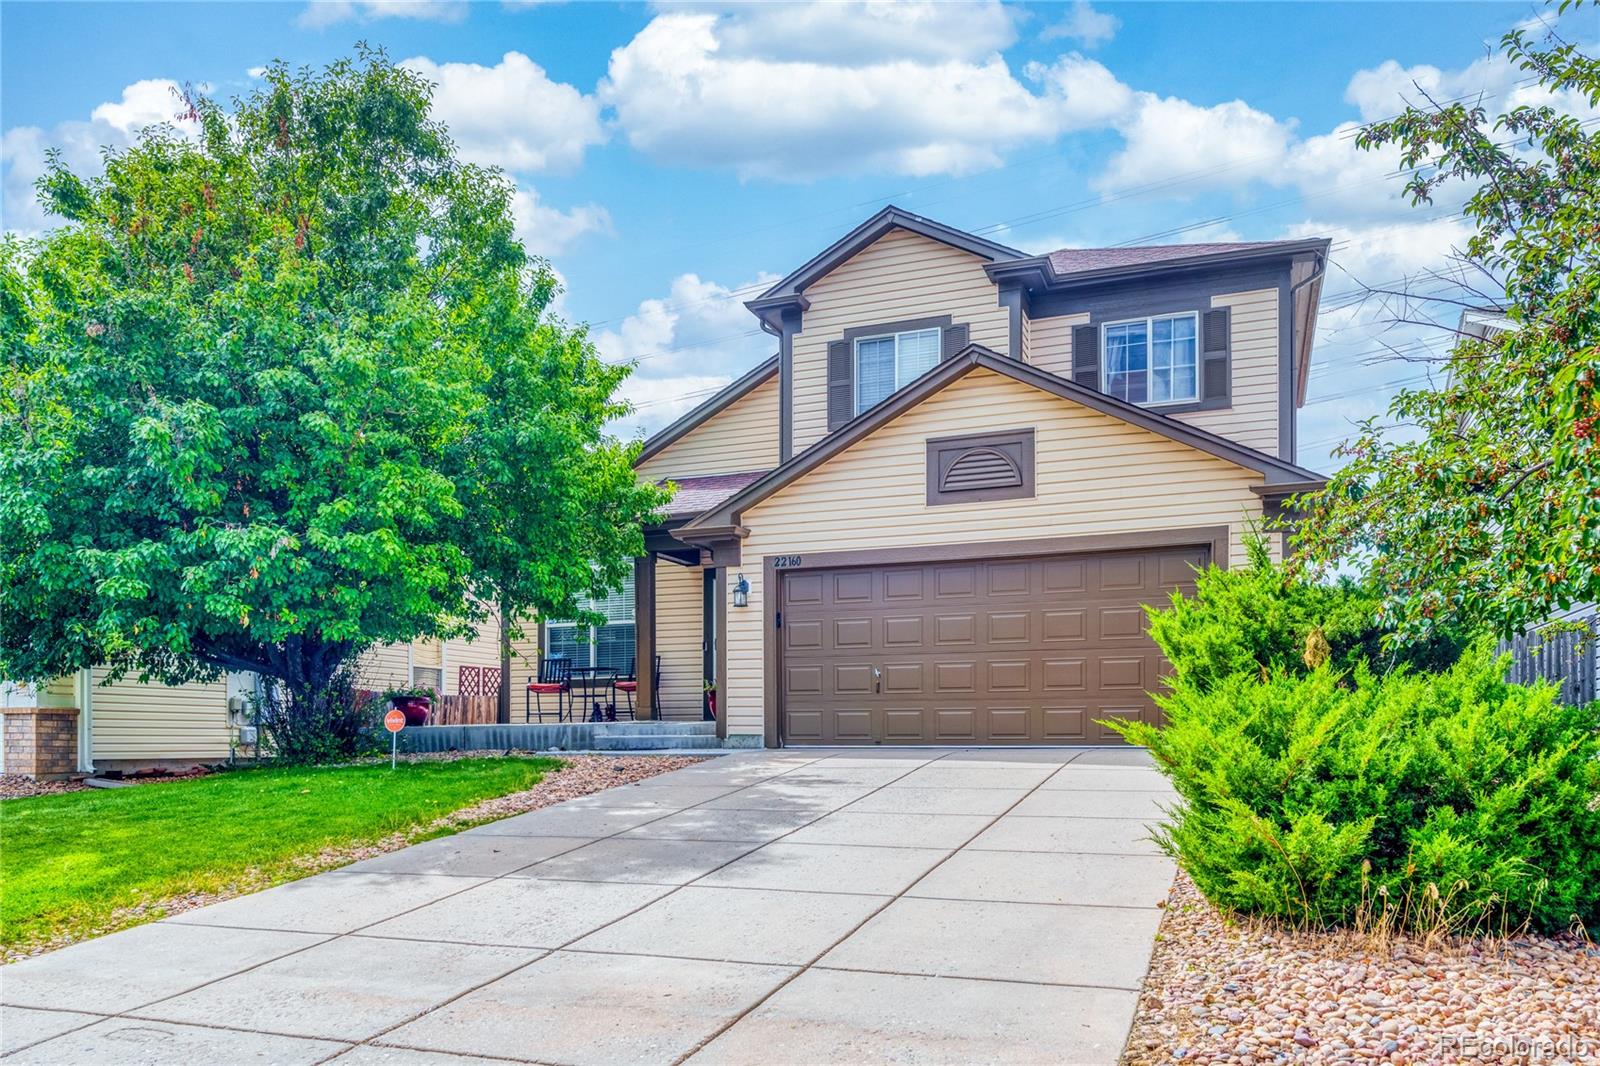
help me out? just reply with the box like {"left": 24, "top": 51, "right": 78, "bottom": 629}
{"left": 732, "top": 573, "right": 750, "bottom": 608}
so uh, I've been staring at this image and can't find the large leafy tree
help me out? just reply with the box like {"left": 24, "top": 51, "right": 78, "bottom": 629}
{"left": 0, "top": 50, "right": 666, "bottom": 752}
{"left": 1294, "top": 14, "right": 1600, "bottom": 642}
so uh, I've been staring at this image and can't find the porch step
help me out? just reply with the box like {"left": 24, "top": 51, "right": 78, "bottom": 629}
{"left": 592, "top": 732, "right": 724, "bottom": 751}
{"left": 592, "top": 720, "right": 716, "bottom": 737}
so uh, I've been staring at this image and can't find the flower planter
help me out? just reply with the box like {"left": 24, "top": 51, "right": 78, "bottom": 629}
{"left": 392, "top": 695, "right": 431, "bottom": 727}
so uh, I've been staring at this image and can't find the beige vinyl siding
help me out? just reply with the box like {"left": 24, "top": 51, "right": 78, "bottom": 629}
{"left": 357, "top": 642, "right": 412, "bottom": 694}
{"left": 1172, "top": 287, "right": 1280, "bottom": 454}
{"left": 1028, "top": 312, "right": 1089, "bottom": 378}
{"left": 637, "top": 373, "right": 780, "bottom": 483}
{"left": 791, "top": 229, "right": 1011, "bottom": 454}
{"left": 441, "top": 612, "right": 505, "bottom": 696}
{"left": 87, "top": 668, "right": 230, "bottom": 761}
{"left": 722, "top": 366, "right": 1272, "bottom": 739}
{"left": 655, "top": 559, "right": 705, "bottom": 719}
{"left": 1018, "top": 303, "right": 1031, "bottom": 364}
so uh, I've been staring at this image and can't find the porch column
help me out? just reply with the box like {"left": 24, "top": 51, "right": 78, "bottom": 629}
{"left": 714, "top": 565, "right": 728, "bottom": 741}
{"left": 634, "top": 553, "right": 656, "bottom": 720}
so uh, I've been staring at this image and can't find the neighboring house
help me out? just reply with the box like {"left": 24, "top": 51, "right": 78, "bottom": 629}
{"left": 11, "top": 624, "right": 533, "bottom": 774}
{"left": 632, "top": 206, "right": 1330, "bottom": 747}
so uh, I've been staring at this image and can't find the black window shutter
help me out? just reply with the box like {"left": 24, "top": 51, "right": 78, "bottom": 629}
{"left": 941, "top": 322, "right": 970, "bottom": 361}
{"left": 826, "top": 339, "right": 853, "bottom": 431}
{"left": 1071, "top": 324, "right": 1099, "bottom": 388}
{"left": 1200, "top": 308, "right": 1230, "bottom": 403}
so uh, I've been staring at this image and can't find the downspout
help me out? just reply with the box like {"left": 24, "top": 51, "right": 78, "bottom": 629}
{"left": 76, "top": 668, "right": 94, "bottom": 773}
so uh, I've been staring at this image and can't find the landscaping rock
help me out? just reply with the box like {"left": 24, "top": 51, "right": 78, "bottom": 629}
{"left": 1123, "top": 873, "right": 1600, "bottom": 1065}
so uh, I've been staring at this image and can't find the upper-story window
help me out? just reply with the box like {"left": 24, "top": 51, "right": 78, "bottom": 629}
{"left": 855, "top": 327, "right": 941, "bottom": 414}
{"left": 1102, "top": 312, "right": 1199, "bottom": 405}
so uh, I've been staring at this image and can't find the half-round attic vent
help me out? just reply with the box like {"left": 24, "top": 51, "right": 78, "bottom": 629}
{"left": 939, "top": 446, "right": 1023, "bottom": 493}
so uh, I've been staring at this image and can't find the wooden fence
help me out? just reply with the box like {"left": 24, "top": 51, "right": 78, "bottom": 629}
{"left": 432, "top": 694, "right": 499, "bottom": 725}
{"left": 1499, "top": 610, "right": 1597, "bottom": 706}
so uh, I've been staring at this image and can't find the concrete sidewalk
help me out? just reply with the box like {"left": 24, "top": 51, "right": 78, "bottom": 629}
{"left": 1, "top": 748, "right": 1178, "bottom": 1065}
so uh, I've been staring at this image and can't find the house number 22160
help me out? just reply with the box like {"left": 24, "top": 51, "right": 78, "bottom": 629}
{"left": 772, "top": 555, "right": 803, "bottom": 569}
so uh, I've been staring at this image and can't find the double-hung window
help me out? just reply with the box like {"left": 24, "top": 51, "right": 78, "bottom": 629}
{"left": 1102, "top": 312, "right": 1198, "bottom": 405}
{"left": 546, "top": 572, "right": 635, "bottom": 672}
{"left": 855, "top": 327, "right": 941, "bottom": 414}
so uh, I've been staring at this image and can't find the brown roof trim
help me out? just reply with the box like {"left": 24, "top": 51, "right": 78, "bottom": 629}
{"left": 681, "top": 344, "right": 1327, "bottom": 534}
{"left": 1292, "top": 250, "right": 1329, "bottom": 409}
{"left": 634, "top": 355, "right": 778, "bottom": 467}
{"left": 1251, "top": 479, "right": 1327, "bottom": 498}
{"left": 748, "top": 206, "right": 1025, "bottom": 314}
{"left": 986, "top": 237, "right": 1332, "bottom": 293}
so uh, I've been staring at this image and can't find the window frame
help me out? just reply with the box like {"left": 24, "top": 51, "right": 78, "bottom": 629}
{"left": 1099, "top": 311, "right": 1200, "bottom": 407}
{"left": 853, "top": 326, "right": 942, "bottom": 415}
{"left": 545, "top": 572, "right": 636, "bottom": 671}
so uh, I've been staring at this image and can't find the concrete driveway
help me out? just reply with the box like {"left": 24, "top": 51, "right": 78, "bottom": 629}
{"left": 1, "top": 748, "right": 1178, "bottom": 1065}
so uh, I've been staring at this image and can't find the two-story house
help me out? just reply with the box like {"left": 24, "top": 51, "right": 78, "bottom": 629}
{"left": 630, "top": 206, "right": 1328, "bottom": 749}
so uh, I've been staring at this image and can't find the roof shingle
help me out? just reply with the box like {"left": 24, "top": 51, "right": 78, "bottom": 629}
{"left": 659, "top": 470, "right": 769, "bottom": 519}
{"left": 1045, "top": 240, "right": 1311, "bottom": 276}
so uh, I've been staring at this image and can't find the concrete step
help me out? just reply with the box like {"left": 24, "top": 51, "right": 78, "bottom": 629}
{"left": 591, "top": 720, "right": 716, "bottom": 737}
{"left": 592, "top": 733, "right": 724, "bottom": 751}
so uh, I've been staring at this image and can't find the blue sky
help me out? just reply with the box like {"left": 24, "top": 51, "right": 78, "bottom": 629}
{"left": 4, "top": 1, "right": 1594, "bottom": 471}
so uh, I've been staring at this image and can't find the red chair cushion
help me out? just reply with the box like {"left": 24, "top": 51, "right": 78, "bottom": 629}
{"left": 614, "top": 681, "right": 638, "bottom": 692}
{"left": 526, "top": 683, "right": 565, "bottom": 693}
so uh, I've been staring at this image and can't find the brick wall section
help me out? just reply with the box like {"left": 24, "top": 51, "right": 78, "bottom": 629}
{"left": 3, "top": 707, "right": 80, "bottom": 780}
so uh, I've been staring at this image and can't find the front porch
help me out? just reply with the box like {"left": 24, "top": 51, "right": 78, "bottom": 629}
{"left": 629, "top": 511, "right": 743, "bottom": 740}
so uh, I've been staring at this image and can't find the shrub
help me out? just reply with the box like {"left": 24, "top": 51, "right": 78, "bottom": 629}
{"left": 1114, "top": 639, "right": 1600, "bottom": 936}
{"left": 1147, "top": 536, "right": 1473, "bottom": 695}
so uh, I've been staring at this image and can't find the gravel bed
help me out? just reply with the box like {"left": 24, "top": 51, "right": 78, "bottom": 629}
{"left": 0, "top": 774, "right": 88, "bottom": 799}
{"left": 1124, "top": 873, "right": 1600, "bottom": 1065}
{"left": 2, "top": 753, "right": 704, "bottom": 962}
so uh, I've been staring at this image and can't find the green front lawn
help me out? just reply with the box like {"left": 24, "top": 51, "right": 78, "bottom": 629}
{"left": 0, "top": 757, "right": 561, "bottom": 954}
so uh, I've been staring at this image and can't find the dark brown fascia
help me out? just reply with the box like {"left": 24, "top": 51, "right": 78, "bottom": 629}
{"left": 1292, "top": 251, "right": 1329, "bottom": 409}
{"left": 1250, "top": 479, "right": 1327, "bottom": 499}
{"left": 748, "top": 206, "right": 1026, "bottom": 313}
{"left": 681, "top": 344, "right": 1327, "bottom": 535}
{"left": 985, "top": 237, "right": 1332, "bottom": 292}
{"left": 634, "top": 354, "right": 779, "bottom": 467}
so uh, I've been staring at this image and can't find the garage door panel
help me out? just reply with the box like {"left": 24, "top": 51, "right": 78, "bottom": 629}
{"left": 787, "top": 619, "right": 824, "bottom": 651}
{"left": 1042, "top": 609, "right": 1086, "bottom": 642}
{"left": 884, "top": 708, "right": 926, "bottom": 740}
{"left": 833, "top": 710, "right": 874, "bottom": 741}
{"left": 935, "top": 708, "right": 978, "bottom": 740}
{"left": 780, "top": 546, "right": 1201, "bottom": 746}
{"left": 883, "top": 662, "right": 924, "bottom": 693}
{"left": 987, "top": 707, "right": 1030, "bottom": 740}
{"left": 1097, "top": 605, "right": 1146, "bottom": 641}
{"left": 883, "top": 569, "right": 925, "bottom": 600}
{"left": 834, "top": 663, "right": 874, "bottom": 695}
{"left": 935, "top": 614, "right": 977, "bottom": 645}
{"left": 935, "top": 567, "right": 977, "bottom": 598}
{"left": 988, "top": 612, "right": 1030, "bottom": 644}
{"left": 987, "top": 660, "right": 1030, "bottom": 692}
{"left": 884, "top": 616, "right": 925, "bottom": 647}
{"left": 1042, "top": 706, "right": 1088, "bottom": 740}
{"left": 934, "top": 661, "right": 976, "bottom": 692}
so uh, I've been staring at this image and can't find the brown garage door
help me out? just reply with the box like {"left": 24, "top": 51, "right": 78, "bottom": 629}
{"left": 779, "top": 547, "right": 1205, "bottom": 745}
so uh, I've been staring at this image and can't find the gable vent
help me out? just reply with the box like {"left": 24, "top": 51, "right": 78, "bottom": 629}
{"left": 940, "top": 447, "right": 1022, "bottom": 492}
{"left": 926, "top": 429, "right": 1035, "bottom": 505}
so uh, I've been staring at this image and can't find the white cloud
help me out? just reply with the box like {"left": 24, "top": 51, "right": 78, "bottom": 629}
{"left": 402, "top": 52, "right": 605, "bottom": 174}
{"left": 705, "top": 0, "right": 1018, "bottom": 64}
{"left": 1039, "top": 2, "right": 1120, "bottom": 48}
{"left": 296, "top": 1, "right": 467, "bottom": 29}
{"left": 510, "top": 186, "right": 611, "bottom": 257}
{"left": 596, "top": 270, "right": 780, "bottom": 438}
{"left": 600, "top": 10, "right": 1134, "bottom": 180}
{"left": 1096, "top": 93, "right": 1296, "bottom": 194}
{"left": 2, "top": 79, "right": 193, "bottom": 236}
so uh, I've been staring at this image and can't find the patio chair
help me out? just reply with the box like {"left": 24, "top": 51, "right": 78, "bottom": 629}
{"left": 612, "top": 655, "right": 662, "bottom": 719}
{"left": 525, "top": 656, "right": 571, "bottom": 722}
